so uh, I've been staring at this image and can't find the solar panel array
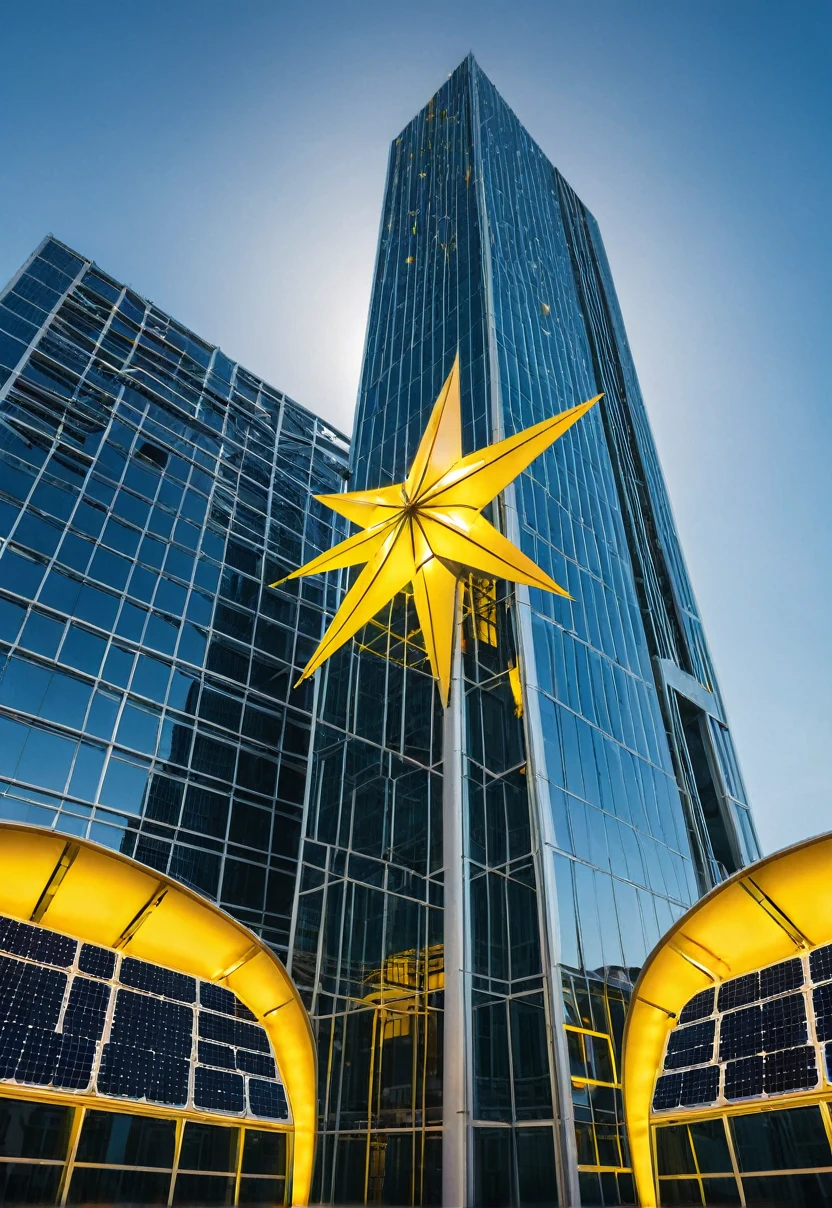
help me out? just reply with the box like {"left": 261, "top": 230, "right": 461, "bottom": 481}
{"left": 652, "top": 947, "right": 832, "bottom": 1114}
{"left": 0, "top": 913, "right": 289, "bottom": 1121}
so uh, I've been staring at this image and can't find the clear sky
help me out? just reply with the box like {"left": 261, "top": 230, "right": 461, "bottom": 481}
{"left": 1, "top": 1, "right": 829, "bottom": 856}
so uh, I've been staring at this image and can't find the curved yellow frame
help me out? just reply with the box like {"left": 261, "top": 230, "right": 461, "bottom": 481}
{"left": 0, "top": 821, "right": 316, "bottom": 1206}
{"left": 623, "top": 831, "right": 832, "bottom": 1207}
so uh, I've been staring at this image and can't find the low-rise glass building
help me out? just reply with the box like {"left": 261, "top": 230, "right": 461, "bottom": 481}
{"left": 0, "top": 821, "right": 315, "bottom": 1205}
{"left": 624, "top": 832, "right": 832, "bottom": 1207}
{"left": 0, "top": 235, "right": 349, "bottom": 959}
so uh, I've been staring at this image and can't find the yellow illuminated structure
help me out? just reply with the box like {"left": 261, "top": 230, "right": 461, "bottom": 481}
{"left": 273, "top": 355, "right": 600, "bottom": 705}
{"left": 624, "top": 832, "right": 832, "bottom": 1207}
{"left": 0, "top": 822, "right": 316, "bottom": 1206}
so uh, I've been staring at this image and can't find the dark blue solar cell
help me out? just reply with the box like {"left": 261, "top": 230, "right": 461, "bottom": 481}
{"left": 63, "top": 977, "right": 109, "bottom": 1039}
{"left": 810, "top": 944, "right": 832, "bottom": 985}
{"left": 759, "top": 958, "right": 804, "bottom": 1000}
{"left": 236, "top": 1050, "right": 276, "bottom": 1079}
{"left": 198, "top": 1041, "right": 236, "bottom": 1070}
{"left": 0, "top": 959, "right": 66, "bottom": 1030}
{"left": 78, "top": 943, "right": 116, "bottom": 980}
{"left": 664, "top": 1020, "right": 715, "bottom": 1071}
{"left": 54, "top": 1034, "right": 96, "bottom": 1090}
{"left": 111, "top": 989, "right": 193, "bottom": 1059}
{"left": 680, "top": 1065, "right": 719, "bottom": 1108}
{"left": 16, "top": 1028, "right": 61, "bottom": 1085}
{"left": 198, "top": 1011, "right": 270, "bottom": 1054}
{"left": 719, "top": 1005, "right": 762, "bottom": 1061}
{"left": 0, "top": 916, "right": 76, "bottom": 968}
{"left": 825, "top": 1042, "right": 832, "bottom": 1081}
{"left": 813, "top": 984, "right": 832, "bottom": 1041}
{"left": 762, "top": 993, "right": 807, "bottom": 1052}
{"left": 194, "top": 1066, "right": 245, "bottom": 1114}
{"left": 248, "top": 1079, "right": 288, "bottom": 1120}
{"left": 97, "top": 1043, "right": 152, "bottom": 1099}
{"left": 724, "top": 1056, "right": 764, "bottom": 1101}
{"left": 717, "top": 972, "right": 760, "bottom": 1013}
{"left": 0, "top": 1023, "right": 28, "bottom": 1078}
{"left": 678, "top": 988, "right": 715, "bottom": 1026}
{"left": 764, "top": 1046, "right": 817, "bottom": 1094}
{"left": 147, "top": 1053, "right": 189, "bottom": 1106}
{"left": 652, "top": 1073, "right": 683, "bottom": 1112}
{"left": 199, "top": 982, "right": 256, "bottom": 1021}
{"left": 119, "top": 957, "right": 196, "bottom": 1004}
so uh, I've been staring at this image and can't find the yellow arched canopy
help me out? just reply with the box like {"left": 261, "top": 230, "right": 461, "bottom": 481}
{"left": 623, "top": 831, "right": 832, "bottom": 1207}
{"left": 0, "top": 821, "right": 316, "bottom": 1206}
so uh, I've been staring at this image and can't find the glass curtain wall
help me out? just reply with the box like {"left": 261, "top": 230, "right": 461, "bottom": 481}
{"left": 292, "top": 56, "right": 759, "bottom": 1208}
{"left": 0, "top": 236, "right": 350, "bottom": 959}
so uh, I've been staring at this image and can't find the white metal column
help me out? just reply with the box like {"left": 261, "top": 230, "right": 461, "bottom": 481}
{"left": 442, "top": 592, "right": 468, "bottom": 1207}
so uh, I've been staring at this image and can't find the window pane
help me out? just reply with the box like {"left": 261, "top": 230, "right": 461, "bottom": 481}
{"left": 172, "top": 1173, "right": 235, "bottom": 1206}
{"left": 241, "top": 1129, "right": 286, "bottom": 1175}
{"left": 656, "top": 1125, "right": 696, "bottom": 1176}
{"left": 741, "top": 1173, "right": 832, "bottom": 1206}
{"left": 0, "top": 1162, "right": 63, "bottom": 1205}
{"left": 0, "top": 1098, "right": 72, "bottom": 1159}
{"left": 67, "top": 1167, "right": 171, "bottom": 1205}
{"left": 99, "top": 758, "right": 149, "bottom": 814}
{"left": 178, "top": 1122, "right": 239, "bottom": 1173}
{"left": 690, "top": 1118, "right": 733, "bottom": 1175}
{"left": 75, "top": 1110, "right": 175, "bottom": 1167}
{"left": 731, "top": 1106, "right": 832, "bottom": 1173}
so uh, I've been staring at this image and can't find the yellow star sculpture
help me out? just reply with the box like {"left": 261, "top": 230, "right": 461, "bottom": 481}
{"left": 272, "top": 356, "right": 601, "bottom": 707}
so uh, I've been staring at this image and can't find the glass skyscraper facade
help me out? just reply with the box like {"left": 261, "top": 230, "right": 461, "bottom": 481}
{"left": 288, "top": 56, "right": 760, "bottom": 1207}
{"left": 0, "top": 235, "right": 350, "bottom": 962}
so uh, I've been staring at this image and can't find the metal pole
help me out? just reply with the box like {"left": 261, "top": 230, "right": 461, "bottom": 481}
{"left": 442, "top": 586, "right": 467, "bottom": 1208}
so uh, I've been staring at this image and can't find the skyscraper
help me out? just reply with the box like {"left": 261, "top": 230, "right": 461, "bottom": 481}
{"left": 289, "top": 56, "right": 760, "bottom": 1207}
{"left": 0, "top": 235, "right": 350, "bottom": 962}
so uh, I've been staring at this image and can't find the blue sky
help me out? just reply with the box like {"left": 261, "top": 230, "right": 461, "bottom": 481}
{"left": 1, "top": 1, "right": 830, "bottom": 855}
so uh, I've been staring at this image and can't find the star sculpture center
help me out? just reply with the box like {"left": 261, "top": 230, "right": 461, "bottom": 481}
{"left": 272, "top": 355, "right": 600, "bottom": 707}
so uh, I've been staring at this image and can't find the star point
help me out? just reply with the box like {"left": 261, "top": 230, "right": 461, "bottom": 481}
{"left": 271, "top": 356, "right": 601, "bottom": 707}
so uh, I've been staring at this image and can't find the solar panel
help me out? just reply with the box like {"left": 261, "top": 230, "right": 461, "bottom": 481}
{"left": 0, "top": 917, "right": 76, "bottom": 968}
{"left": 0, "top": 960, "right": 66, "bottom": 1030}
{"left": 652, "top": 1073, "right": 683, "bottom": 1111}
{"left": 199, "top": 982, "right": 257, "bottom": 1021}
{"left": 759, "top": 958, "right": 804, "bottom": 1000}
{"left": 0, "top": 1023, "right": 27, "bottom": 1079}
{"left": 723, "top": 1055, "right": 763, "bottom": 1101}
{"left": 193, "top": 1066, "right": 245, "bottom": 1114}
{"left": 717, "top": 972, "right": 760, "bottom": 1012}
{"left": 97, "top": 1043, "right": 153, "bottom": 1099}
{"left": 78, "top": 943, "right": 116, "bottom": 980}
{"left": 119, "top": 957, "right": 196, "bottom": 1004}
{"left": 63, "top": 977, "right": 109, "bottom": 1040}
{"left": 146, "top": 1052, "right": 189, "bottom": 1107}
{"left": 680, "top": 1065, "right": 720, "bottom": 1107}
{"left": 16, "top": 1028, "right": 62, "bottom": 1085}
{"left": 663, "top": 1020, "right": 715, "bottom": 1071}
{"left": 813, "top": 984, "right": 832, "bottom": 1041}
{"left": 248, "top": 1078, "right": 289, "bottom": 1120}
{"left": 198, "top": 1011, "right": 270, "bottom": 1054}
{"left": 0, "top": 910, "right": 285, "bottom": 1123}
{"left": 53, "top": 1034, "right": 96, "bottom": 1090}
{"left": 810, "top": 944, "right": 832, "bottom": 985}
{"left": 763, "top": 1046, "right": 817, "bottom": 1094}
{"left": 678, "top": 987, "right": 715, "bottom": 1026}
{"left": 110, "top": 990, "right": 193, "bottom": 1059}
{"left": 198, "top": 1041, "right": 237, "bottom": 1070}
{"left": 236, "top": 1050, "right": 277, "bottom": 1079}
{"left": 761, "top": 993, "right": 807, "bottom": 1052}
{"left": 825, "top": 1042, "right": 832, "bottom": 1081}
{"left": 718, "top": 1005, "right": 762, "bottom": 1062}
